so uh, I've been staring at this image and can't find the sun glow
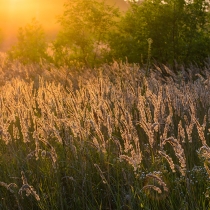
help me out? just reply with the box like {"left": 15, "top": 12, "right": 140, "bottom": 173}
{"left": 8, "top": 0, "right": 44, "bottom": 20}
{"left": 0, "top": 0, "right": 127, "bottom": 51}
{"left": 0, "top": 0, "right": 62, "bottom": 25}
{"left": 0, "top": 0, "right": 65, "bottom": 50}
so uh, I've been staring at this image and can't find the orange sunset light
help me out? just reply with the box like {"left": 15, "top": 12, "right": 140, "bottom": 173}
{"left": 0, "top": 0, "right": 65, "bottom": 50}
{"left": 0, "top": 0, "right": 128, "bottom": 51}
{"left": 0, "top": 0, "right": 64, "bottom": 27}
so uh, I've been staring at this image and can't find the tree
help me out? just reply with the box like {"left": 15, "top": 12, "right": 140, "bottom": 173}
{"left": 8, "top": 18, "right": 49, "bottom": 64}
{"left": 109, "top": 0, "right": 210, "bottom": 66}
{"left": 53, "top": 0, "right": 120, "bottom": 67}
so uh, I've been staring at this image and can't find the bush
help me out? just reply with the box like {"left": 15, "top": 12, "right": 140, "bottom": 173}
{"left": 8, "top": 18, "right": 50, "bottom": 64}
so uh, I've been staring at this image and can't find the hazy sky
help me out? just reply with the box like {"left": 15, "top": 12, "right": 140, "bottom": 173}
{"left": 0, "top": 0, "right": 128, "bottom": 51}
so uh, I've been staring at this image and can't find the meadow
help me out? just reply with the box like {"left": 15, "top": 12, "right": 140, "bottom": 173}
{"left": 0, "top": 54, "right": 210, "bottom": 209}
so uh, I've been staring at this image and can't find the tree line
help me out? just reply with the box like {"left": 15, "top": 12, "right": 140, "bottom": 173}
{"left": 3, "top": 0, "right": 210, "bottom": 68}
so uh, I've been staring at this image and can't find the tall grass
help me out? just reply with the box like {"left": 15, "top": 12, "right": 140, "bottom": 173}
{"left": 0, "top": 56, "right": 210, "bottom": 209}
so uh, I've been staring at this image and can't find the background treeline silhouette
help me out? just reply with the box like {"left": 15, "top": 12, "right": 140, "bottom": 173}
{"left": 1, "top": 0, "right": 210, "bottom": 67}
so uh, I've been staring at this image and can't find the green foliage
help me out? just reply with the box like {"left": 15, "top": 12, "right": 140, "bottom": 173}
{"left": 109, "top": 0, "right": 210, "bottom": 66}
{"left": 4, "top": 0, "right": 209, "bottom": 67}
{"left": 8, "top": 18, "right": 50, "bottom": 64}
{"left": 53, "top": 0, "right": 120, "bottom": 67}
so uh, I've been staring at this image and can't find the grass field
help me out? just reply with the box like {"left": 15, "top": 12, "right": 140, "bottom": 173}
{"left": 0, "top": 56, "right": 210, "bottom": 209}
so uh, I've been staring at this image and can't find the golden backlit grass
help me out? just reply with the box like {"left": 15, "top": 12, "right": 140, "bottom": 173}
{"left": 0, "top": 56, "right": 210, "bottom": 209}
